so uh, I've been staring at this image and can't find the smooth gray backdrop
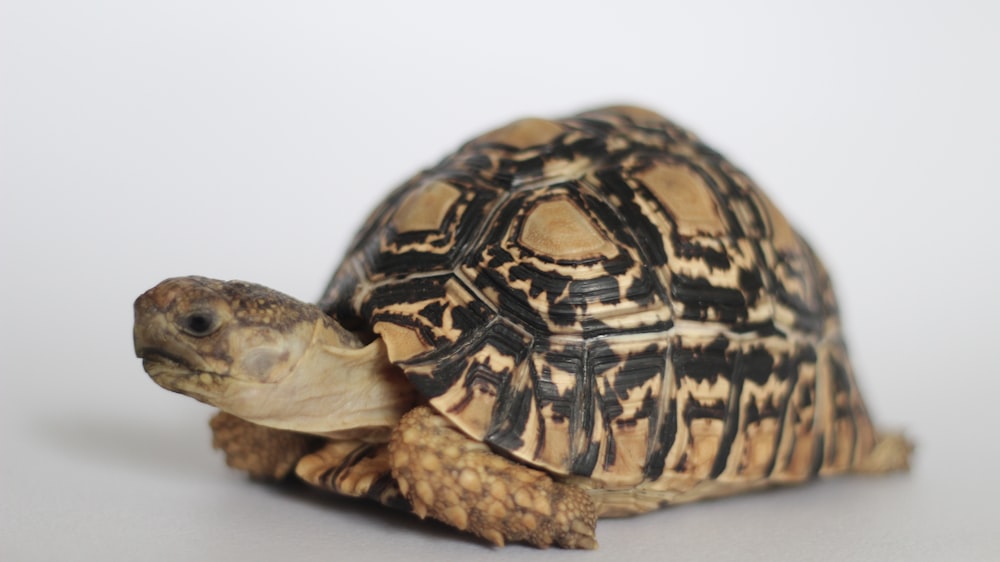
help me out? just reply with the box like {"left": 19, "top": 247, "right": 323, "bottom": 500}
{"left": 3, "top": 1, "right": 998, "bottom": 560}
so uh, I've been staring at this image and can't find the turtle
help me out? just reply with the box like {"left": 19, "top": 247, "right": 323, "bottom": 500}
{"left": 133, "top": 106, "right": 911, "bottom": 549}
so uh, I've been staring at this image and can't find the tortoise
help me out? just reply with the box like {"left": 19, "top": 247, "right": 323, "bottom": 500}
{"left": 133, "top": 106, "right": 911, "bottom": 549}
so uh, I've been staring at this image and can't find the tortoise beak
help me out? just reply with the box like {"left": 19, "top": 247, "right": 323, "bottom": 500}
{"left": 133, "top": 277, "right": 222, "bottom": 371}
{"left": 133, "top": 282, "right": 175, "bottom": 360}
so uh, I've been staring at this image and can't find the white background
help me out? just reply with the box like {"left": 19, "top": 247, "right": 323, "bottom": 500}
{"left": 3, "top": 1, "right": 999, "bottom": 560}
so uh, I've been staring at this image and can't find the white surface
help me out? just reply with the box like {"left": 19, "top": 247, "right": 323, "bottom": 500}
{"left": 2, "top": 1, "right": 999, "bottom": 560}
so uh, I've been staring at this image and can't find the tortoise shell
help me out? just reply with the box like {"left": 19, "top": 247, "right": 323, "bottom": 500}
{"left": 320, "top": 106, "right": 876, "bottom": 493}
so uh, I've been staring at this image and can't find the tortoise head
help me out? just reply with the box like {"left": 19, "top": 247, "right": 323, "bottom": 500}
{"left": 133, "top": 276, "right": 413, "bottom": 437}
{"left": 133, "top": 277, "right": 327, "bottom": 408}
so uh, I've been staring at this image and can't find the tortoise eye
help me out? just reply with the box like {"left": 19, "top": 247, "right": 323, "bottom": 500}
{"left": 179, "top": 311, "right": 220, "bottom": 337}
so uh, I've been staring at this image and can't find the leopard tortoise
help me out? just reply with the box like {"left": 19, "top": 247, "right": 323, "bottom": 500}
{"left": 133, "top": 106, "right": 910, "bottom": 549}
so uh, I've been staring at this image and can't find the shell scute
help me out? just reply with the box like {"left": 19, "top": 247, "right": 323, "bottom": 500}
{"left": 320, "top": 106, "right": 877, "bottom": 489}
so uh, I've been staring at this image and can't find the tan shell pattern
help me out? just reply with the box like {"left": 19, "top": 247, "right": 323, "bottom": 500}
{"left": 320, "top": 106, "right": 876, "bottom": 490}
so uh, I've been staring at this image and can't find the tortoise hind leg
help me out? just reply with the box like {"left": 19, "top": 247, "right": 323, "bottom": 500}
{"left": 854, "top": 432, "right": 914, "bottom": 474}
{"left": 388, "top": 406, "right": 598, "bottom": 549}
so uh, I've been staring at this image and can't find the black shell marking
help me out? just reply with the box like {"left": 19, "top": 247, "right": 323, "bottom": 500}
{"left": 320, "top": 106, "right": 876, "bottom": 490}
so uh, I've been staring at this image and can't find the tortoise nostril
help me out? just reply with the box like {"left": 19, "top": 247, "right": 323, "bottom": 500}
{"left": 179, "top": 311, "right": 220, "bottom": 337}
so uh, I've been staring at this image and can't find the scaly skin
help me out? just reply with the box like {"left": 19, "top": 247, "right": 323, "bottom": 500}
{"left": 389, "top": 406, "right": 597, "bottom": 549}
{"left": 209, "top": 411, "right": 320, "bottom": 479}
{"left": 136, "top": 276, "right": 598, "bottom": 548}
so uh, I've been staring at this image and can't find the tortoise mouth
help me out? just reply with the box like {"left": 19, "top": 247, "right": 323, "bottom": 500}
{"left": 136, "top": 347, "right": 189, "bottom": 368}
{"left": 138, "top": 348, "right": 223, "bottom": 383}
{"left": 138, "top": 348, "right": 228, "bottom": 404}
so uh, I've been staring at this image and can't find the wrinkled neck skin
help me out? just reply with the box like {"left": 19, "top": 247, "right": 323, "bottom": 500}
{"left": 218, "top": 320, "right": 417, "bottom": 443}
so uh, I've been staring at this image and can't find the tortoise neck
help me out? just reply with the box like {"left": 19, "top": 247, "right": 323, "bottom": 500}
{"left": 238, "top": 318, "right": 417, "bottom": 440}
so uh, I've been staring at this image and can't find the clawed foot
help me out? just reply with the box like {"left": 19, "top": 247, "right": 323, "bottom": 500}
{"left": 209, "top": 411, "right": 319, "bottom": 479}
{"left": 856, "top": 432, "right": 914, "bottom": 474}
{"left": 389, "top": 407, "right": 598, "bottom": 549}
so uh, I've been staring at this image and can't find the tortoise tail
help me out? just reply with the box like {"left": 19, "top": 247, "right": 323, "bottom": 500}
{"left": 854, "top": 431, "right": 914, "bottom": 474}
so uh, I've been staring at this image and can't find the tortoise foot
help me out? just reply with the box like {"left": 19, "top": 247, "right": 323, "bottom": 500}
{"left": 388, "top": 406, "right": 598, "bottom": 549}
{"left": 209, "top": 411, "right": 318, "bottom": 480}
{"left": 856, "top": 431, "right": 914, "bottom": 474}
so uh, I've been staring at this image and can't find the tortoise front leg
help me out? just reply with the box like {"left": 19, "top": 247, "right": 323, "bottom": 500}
{"left": 388, "top": 406, "right": 598, "bottom": 549}
{"left": 210, "top": 411, "right": 320, "bottom": 479}
{"left": 211, "top": 411, "right": 409, "bottom": 510}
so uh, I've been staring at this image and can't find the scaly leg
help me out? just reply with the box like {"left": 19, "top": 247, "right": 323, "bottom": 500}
{"left": 855, "top": 432, "right": 914, "bottom": 474}
{"left": 211, "top": 411, "right": 408, "bottom": 510}
{"left": 210, "top": 411, "right": 320, "bottom": 479}
{"left": 388, "top": 406, "right": 598, "bottom": 549}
